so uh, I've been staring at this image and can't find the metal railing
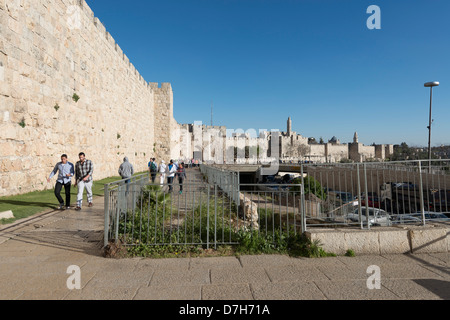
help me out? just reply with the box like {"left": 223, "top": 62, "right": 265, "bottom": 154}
{"left": 103, "top": 173, "right": 150, "bottom": 247}
{"left": 104, "top": 176, "right": 301, "bottom": 248}
{"left": 200, "top": 164, "right": 240, "bottom": 204}
{"left": 299, "top": 159, "right": 450, "bottom": 230}
{"left": 104, "top": 160, "right": 450, "bottom": 248}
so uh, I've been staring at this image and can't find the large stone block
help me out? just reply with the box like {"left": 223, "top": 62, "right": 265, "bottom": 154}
{"left": 306, "top": 229, "right": 347, "bottom": 255}
{"left": 409, "top": 226, "right": 448, "bottom": 254}
{"left": 378, "top": 228, "right": 410, "bottom": 254}
{"left": 0, "top": 210, "right": 14, "bottom": 220}
{"left": 343, "top": 229, "right": 380, "bottom": 255}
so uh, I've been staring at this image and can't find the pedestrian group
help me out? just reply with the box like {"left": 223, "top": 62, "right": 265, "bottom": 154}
{"left": 47, "top": 152, "right": 94, "bottom": 211}
{"left": 48, "top": 153, "right": 193, "bottom": 210}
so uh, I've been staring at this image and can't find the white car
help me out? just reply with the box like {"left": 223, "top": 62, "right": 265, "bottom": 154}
{"left": 346, "top": 208, "right": 392, "bottom": 226}
{"left": 391, "top": 214, "right": 422, "bottom": 225}
{"left": 410, "top": 212, "right": 450, "bottom": 223}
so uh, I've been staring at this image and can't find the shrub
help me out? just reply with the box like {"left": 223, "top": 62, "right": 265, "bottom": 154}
{"left": 72, "top": 93, "right": 80, "bottom": 102}
{"left": 291, "top": 176, "right": 327, "bottom": 200}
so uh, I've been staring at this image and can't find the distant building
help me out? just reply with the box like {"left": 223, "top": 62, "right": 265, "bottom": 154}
{"left": 170, "top": 118, "right": 393, "bottom": 164}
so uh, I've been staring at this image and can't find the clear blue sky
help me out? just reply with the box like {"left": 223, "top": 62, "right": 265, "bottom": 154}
{"left": 85, "top": 0, "right": 450, "bottom": 147}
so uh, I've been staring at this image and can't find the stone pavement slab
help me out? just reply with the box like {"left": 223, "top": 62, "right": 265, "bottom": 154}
{"left": 250, "top": 281, "right": 327, "bottom": 300}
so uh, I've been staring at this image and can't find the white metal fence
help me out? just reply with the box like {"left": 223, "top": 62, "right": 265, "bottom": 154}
{"left": 299, "top": 159, "right": 450, "bottom": 230}
{"left": 103, "top": 160, "right": 450, "bottom": 248}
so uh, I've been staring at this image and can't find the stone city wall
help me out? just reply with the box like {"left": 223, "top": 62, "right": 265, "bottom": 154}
{"left": 326, "top": 143, "right": 349, "bottom": 163}
{"left": 0, "top": 0, "right": 174, "bottom": 196}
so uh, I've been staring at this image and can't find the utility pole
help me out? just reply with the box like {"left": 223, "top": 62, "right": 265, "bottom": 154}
{"left": 424, "top": 81, "right": 439, "bottom": 172}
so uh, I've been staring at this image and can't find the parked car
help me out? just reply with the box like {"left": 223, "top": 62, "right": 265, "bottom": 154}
{"left": 410, "top": 212, "right": 450, "bottom": 222}
{"left": 391, "top": 214, "right": 422, "bottom": 225}
{"left": 330, "top": 191, "right": 355, "bottom": 203}
{"left": 360, "top": 192, "right": 380, "bottom": 208}
{"left": 393, "top": 182, "right": 419, "bottom": 190}
{"left": 346, "top": 208, "right": 392, "bottom": 226}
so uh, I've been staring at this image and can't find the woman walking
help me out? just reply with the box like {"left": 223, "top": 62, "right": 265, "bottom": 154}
{"left": 159, "top": 160, "right": 166, "bottom": 186}
{"left": 176, "top": 162, "right": 187, "bottom": 194}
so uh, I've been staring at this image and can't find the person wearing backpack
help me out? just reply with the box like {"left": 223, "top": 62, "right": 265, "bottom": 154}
{"left": 148, "top": 158, "right": 158, "bottom": 183}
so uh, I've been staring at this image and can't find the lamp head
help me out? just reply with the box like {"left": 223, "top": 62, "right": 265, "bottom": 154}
{"left": 424, "top": 81, "right": 440, "bottom": 87}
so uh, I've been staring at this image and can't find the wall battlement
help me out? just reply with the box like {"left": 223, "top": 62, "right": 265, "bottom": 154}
{"left": 76, "top": 0, "right": 149, "bottom": 88}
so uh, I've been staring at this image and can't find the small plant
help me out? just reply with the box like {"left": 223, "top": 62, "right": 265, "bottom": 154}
{"left": 18, "top": 118, "right": 25, "bottom": 128}
{"left": 117, "top": 133, "right": 121, "bottom": 139}
{"left": 101, "top": 128, "right": 104, "bottom": 132}
{"left": 54, "top": 103, "right": 60, "bottom": 111}
{"left": 345, "top": 249, "right": 356, "bottom": 257}
{"left": 72, "top": 93, "right": 80, "bottom": 102}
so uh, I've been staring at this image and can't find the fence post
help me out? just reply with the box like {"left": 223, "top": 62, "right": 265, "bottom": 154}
{"left": 214, "top": 184, "right": 217, "bottom": 250}
{"left": 418, "top": 160, "right": 426, "bottom": 226}
{"left": 363, "top": 163, "right": 370, "bottom": 230}
{"left": 300, "top": 163, "right": 306, "bottom": 233}
{"left": 104, "top": 183, "right": 110, "bottom": 247}
{"left": 115, "top": 184, "right": 124, "bottom": 245}
{"left": 207, "top": 186, "right": 210, "bottom": 249}
{"left": 356, "top": 163, "right": 363, "bottom": 229}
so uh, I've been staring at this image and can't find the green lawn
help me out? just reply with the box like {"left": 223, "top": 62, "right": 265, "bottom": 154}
{"left": 0, "top": 172, "right": 148, "bottom": 225}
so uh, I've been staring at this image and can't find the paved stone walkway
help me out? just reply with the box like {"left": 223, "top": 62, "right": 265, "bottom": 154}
{"left": 0, "top": 171, "right": 449, "bottom": 301}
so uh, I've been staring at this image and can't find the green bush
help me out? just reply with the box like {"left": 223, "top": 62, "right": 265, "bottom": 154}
{"left": 290, "top": 176, "right": 327, "bottom": 200}
{"left": 345, "top": 249, "right": 356, "bottom": 257}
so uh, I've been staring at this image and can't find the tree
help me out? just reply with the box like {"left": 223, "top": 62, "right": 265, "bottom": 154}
{"left": 291, "top": 176, "right": 327, "bottom": 200}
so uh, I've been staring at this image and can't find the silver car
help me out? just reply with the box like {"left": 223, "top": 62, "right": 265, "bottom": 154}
{"left": 346, "top": 208, "right": 392, "bottom": 226}
{"left": 410, "top": 212, "right": 450, "bottom": 223}
{"left": 391, "top": 214, "right": 422, "bottom": 225}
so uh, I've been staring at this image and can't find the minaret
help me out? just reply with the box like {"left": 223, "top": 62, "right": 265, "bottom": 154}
{"left": 353, "top": 132, "right": 359, "bottom": 144}
{"left": 287, "top": 117, "right": 292, "bottom": 135}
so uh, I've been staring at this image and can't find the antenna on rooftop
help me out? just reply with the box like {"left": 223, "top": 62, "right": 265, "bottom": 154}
{"left": 211, "top": 100, "right": 213, "bottom": 126}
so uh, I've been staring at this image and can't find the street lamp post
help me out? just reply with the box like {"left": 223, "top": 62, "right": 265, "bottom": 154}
{"left": 424, "top": 81, "right": 439, "bottom": 172}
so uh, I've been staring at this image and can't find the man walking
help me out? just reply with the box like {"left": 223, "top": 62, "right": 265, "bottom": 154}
{"left": 74, "top": 152, "right": 94, "bottom": 211}
{"left": 167, "top": 159, "right": 177, "bottom": 192}
{"left": 47, "top": 154, "right": 74, "bottom": 210}
{"left": 148, "top": 157, "right": 158, "bottom": 183}
{"left": 119, "top": 156, "right": 134, "bottom": 182}
{"left": 119, "top": 156, "right": 134, "bottom": 194}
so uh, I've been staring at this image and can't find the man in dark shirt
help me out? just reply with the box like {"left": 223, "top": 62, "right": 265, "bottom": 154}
{"left": 148, "top": 158, "right": 157, "bottom": 183}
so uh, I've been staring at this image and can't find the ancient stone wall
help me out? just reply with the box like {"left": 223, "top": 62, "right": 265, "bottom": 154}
{"left": 150, "top": 82, "right": 174, "bottom": 162}
{"left": 326, "top": 143, "right": 349, "bottom": 163}
{"left": 0, "top": 0, "right": 174, "bottom": 196}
